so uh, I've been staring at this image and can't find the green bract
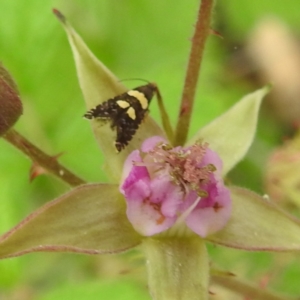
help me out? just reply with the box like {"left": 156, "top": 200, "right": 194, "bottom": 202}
{"left": 187, "top": 86, "right": 270, "bottom": 176}
{"left": 52, "top": 11, "right": 165, "bottom": 182}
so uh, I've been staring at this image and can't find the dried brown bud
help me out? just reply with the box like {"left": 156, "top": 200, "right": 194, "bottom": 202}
{"left": 0, "top": 64, "right": 23, "bottom": 136}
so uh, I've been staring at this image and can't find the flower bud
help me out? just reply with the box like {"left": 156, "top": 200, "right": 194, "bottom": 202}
{"left": 0, "top": 64, "right": 23, "bottom": 136}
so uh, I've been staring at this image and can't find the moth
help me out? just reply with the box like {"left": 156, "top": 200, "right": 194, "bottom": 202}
{"left": 84, "top": 83, "right": 158, "bottom": 152}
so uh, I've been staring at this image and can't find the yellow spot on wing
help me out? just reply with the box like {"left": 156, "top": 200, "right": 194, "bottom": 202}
{"left": 127, "top": 107, "right": 136, "bottom": 120}
{"left": 127, "top": 90, "right": 148, "bottom": 109}
{"left": 116, "top": 100, "right": 130, "bottom": 108}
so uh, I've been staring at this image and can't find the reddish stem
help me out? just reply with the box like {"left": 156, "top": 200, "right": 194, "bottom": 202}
{"left": 3, "top": 129, "right": 86, "bottom": 187}
{"left": 174, "top": 0, "right": 214, "bottom": 146}
{"left": 212, "top": 274, "right": 289, "bottom": 300}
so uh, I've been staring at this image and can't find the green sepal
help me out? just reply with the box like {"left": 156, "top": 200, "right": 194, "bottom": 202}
{"left": 54, "top": 10, "right": 164, "bottom": 181}
{"left": 142, "top": 237, "right": 209, "bottom": 300}
{"left": 208, "top": 187, "right": 300, "bottom": 251}
{"left": 0, "top": 184, "right": 141, "bottom": 259}
{"left": 187, "top": 86, "right": 270, "bottom": 176}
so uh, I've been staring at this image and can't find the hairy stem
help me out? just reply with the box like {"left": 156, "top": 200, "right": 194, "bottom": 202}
{"left": 174, "top": 0, "right": 214, "bottom": 146}
{"left": 3, "top": 129, "right": 86, "bottom": 187}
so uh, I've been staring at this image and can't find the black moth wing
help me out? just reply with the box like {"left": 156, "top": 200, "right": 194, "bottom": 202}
{"left": 84, "top": 83, "right": 157, "bottom": 152}
{"left": 84, "top": 94, "right": 126, "bottom": 125}
{"left": 114, "top": 94, "right": 149, "bottom": 152}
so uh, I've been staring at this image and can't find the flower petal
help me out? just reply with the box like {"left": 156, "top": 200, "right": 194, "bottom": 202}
{"left": 54, "top": 11, "right": 164, "bottom": 181}
{"left": 150, "top": 175, "right": 183, "bottom": 217}
{"left": 123, "top": 173, "right": 178, "bottom": 236}
{"left": 121, "top": 151, "right": 150, "bottom": 200}
{"left": 141, "top": 136, "right": 166, "bottom": 152}
{"left": 201, "top": 148, "right": 223, "bottom": 176}
{"left": 207, "top": 187, "right": 300, "bottom": 251}
{"left": 185, "top": 185, "right": 232, "bottom": 237}
{"left": 187, "top": 86, "right": 270, "bottom": 176}
{"left": 0, "top": 184, "right": 141, "bottom": 259}
{"left": 126, "top": 195, "right": 177, "bottom": 236}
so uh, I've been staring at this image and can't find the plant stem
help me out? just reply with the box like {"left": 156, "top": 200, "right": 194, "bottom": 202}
{"left": 3, "top": 129, "right": 86, "bottom": 187}
{"left": 211, "top": 274, "right": 292, "bottom": 300}
{"left": 174, "top": 0, "right": 214, "bottom": 146}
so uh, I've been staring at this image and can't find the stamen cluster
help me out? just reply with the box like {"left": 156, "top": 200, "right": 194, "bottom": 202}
{"left": 142, "top": 141, "right": 216, "bottom": 197}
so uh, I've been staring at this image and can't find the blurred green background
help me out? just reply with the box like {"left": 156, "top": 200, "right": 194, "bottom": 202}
{"left": 1, "top": 0, "right": 300, "bottom": 299}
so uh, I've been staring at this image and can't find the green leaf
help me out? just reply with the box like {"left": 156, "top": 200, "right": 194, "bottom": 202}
{"left": 0, "top": 184, "right": 141, "bottom": 259}
{"left": 207, "top": 187, "right": 300, "bottom": 251}
{"left": 54, "top": 10, "right": 164, "bottom": 182}
{"left": 142, "top": 237, "right": 209, "bottom": 300}
{"left": 187, "top": 86, "right": 270, "bottom": 176}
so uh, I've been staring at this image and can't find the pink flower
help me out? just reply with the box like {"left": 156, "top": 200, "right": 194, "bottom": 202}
{"left": 120, "top": 136, "right": 231, "bottom": 237}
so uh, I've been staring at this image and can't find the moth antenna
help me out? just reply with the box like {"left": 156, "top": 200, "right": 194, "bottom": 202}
{"left": 119, "top": 78, "right": 151, "bottom": 85}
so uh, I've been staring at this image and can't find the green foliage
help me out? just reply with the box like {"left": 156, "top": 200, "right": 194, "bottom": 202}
{"left": 36, "top": 279, "right": 150, "bottom": 300}
{"left": 1, "top": 0, "right": 300, "bottom": 299}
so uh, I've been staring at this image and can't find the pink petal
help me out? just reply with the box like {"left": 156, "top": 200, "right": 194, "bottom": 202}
{"left": 186, "top": 185, "right": 231, "bottom": 237}
{"left": 126, "top": 196, "right": 177, "bottom": 236}
{"left": 121, "top": 150, "right": 142, "bottom": 182}
{"left": 149, "top": 175, "right": 183, "bottom": 217}
{"left": 141, "top": 136, "right": 166, "bottom": 152}
{"left": 201, "top": 148, "right": 223, "bottom": 175}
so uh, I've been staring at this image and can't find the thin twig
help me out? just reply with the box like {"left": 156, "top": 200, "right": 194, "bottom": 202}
{"left": 3, "top": 129, "right": 86, "bottom": 187}
{"left": 211, "top": 274, "right": 294, "bottom": 300}
{"left": 174, "top": 0, "right": 214, "bottom": 146}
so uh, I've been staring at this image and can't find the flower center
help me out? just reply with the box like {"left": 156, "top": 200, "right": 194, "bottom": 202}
{"left": 144, "top": 141, "right": 217, "bottom": 197}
